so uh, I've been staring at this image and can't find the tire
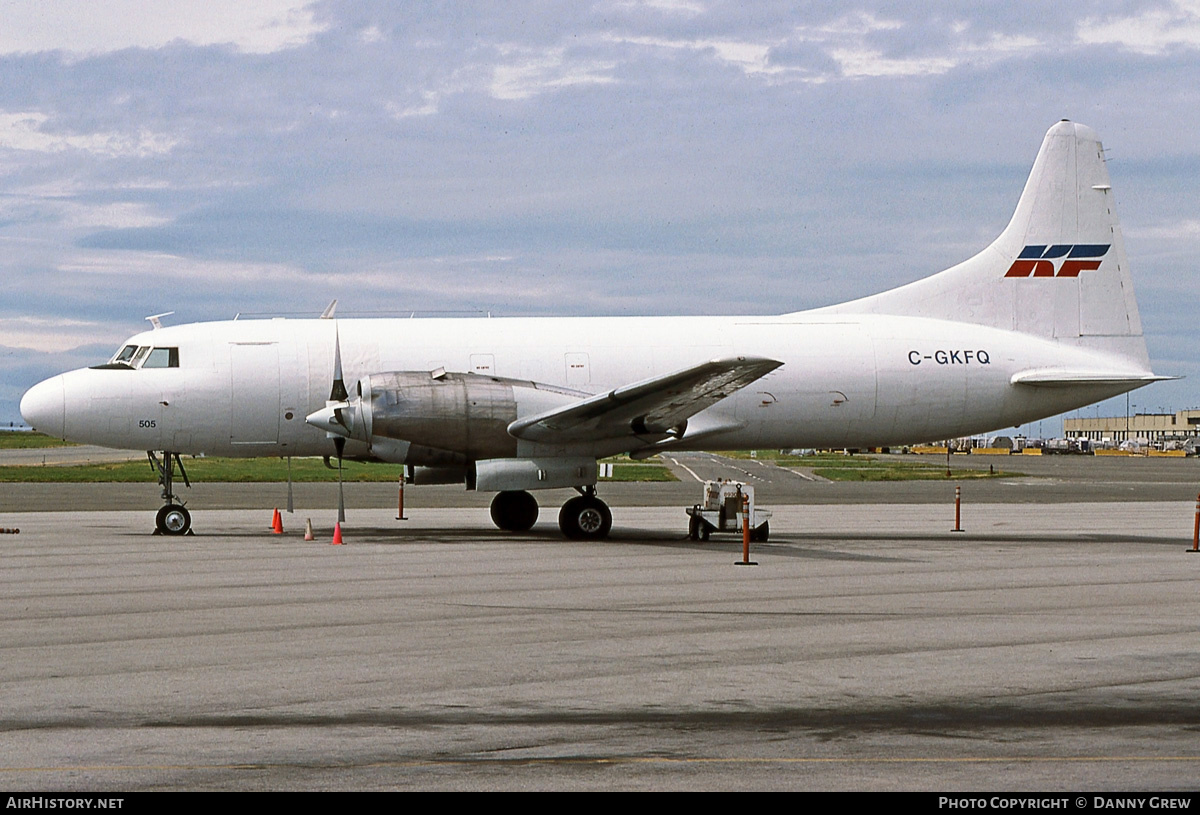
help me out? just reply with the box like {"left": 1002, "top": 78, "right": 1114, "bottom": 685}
{"left": 688, "top": 515, "right": 701, "bottom": 540}
{"left": 558, "top": 495, "right": 612, "bottom": 540}
{"left": 752, "top": 521, "right": 769, "bottom": 542}
{"left": 155, "top": 504, "right": 191, "bottom": 536}
{"left": 490, "top": 491, "right": 538, "bottom": 532}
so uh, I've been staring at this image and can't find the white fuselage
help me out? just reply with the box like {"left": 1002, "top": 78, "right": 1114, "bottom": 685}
{"left": 24, "top": 311, "right": 1142, "bottom": 458}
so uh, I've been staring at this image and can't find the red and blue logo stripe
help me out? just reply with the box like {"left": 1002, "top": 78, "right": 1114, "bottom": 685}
{"left": 1004, "top": 244, "right": 1110, "bottom": 278}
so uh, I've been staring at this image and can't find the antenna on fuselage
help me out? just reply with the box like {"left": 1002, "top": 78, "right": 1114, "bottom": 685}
{"left": 146, "top": 312, "right": 175, "bottom": 330}
{"left": 320, "top": 300, "right": 338, "bottom": 319}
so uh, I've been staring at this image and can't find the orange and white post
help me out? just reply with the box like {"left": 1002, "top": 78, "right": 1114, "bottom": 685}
{"left": 1190, "top": 493, "right": 1199, "bottom": 553}
{"left": 735, "top": 492, "right": 757, "bottom": 566}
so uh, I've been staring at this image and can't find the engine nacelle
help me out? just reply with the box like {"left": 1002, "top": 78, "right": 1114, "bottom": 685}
{"left": 365, "top": 371, "right": 519, "bottom": 461}
{"left": 308, "top": 370, "right": 584, "bottom": 467}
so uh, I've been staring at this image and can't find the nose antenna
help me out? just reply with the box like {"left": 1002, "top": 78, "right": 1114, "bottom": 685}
{"left": 146, "top": 312, "right": 175, "bottom": 330}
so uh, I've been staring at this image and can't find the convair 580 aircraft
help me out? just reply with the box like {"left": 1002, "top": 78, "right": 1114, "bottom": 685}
{"left": 20, "top": 121, "right": 1168, "bottom": 538}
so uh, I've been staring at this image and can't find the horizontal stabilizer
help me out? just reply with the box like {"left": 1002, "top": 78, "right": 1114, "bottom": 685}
{"left": 1010, "top": 369, "right": 1178, "bottom": 388}
{"left": 509, "top": 356, "right": 782, "bottom": 443}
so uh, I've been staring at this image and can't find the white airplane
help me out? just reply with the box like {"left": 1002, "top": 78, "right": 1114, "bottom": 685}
{"left": 20, "top": 120, "right": 1169, "bottom": 538}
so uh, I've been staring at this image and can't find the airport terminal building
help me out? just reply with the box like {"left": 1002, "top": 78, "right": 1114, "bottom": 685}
{"left": 1063, "top": 409, "right": 1200, "bottom": 444}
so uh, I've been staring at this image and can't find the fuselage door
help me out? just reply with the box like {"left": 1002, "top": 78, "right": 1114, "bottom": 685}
{"left": 565, "top": 352, "right": 590, "bottom": 387}
{"left": 470, "top": 353, "right": 496, "bottom": 375}
{"left": 230, "top": 342, "right": 280, "bottom": 444}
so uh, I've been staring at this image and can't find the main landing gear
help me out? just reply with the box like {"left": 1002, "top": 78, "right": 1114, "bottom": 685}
{"left": 148, "top": 451, "right": 192, "bottom": 536}
{"left": 490, "top": 490, "right": 539, "bottom": 532}
{"left": 488, "top": 486, "right": 613, "bottom": 540}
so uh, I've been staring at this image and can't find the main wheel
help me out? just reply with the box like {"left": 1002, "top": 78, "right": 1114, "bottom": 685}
{"left": 155, "top": 504, "right": 191, "bottom": 536}
{"left": 490, "top": 490, "right": 539, "bottom": 532}
{"left": 558, "top": 495, "right": 612, "bottom": 540}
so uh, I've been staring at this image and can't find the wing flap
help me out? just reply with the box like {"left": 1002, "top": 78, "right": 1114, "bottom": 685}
{"left": 509, "top": 355, "right": 783, "bottom": 443}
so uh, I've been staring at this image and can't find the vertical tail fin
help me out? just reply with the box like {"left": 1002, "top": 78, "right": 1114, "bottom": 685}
{"left": 822, "top": 120, "right": 1150, "bottom": 369}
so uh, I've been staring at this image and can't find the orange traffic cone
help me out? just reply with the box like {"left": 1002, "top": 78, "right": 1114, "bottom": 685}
{"left": 271, "top": 508, "right": 283, "bottom": 534}
{"left": 331, "top": 522, "right": 344, "bottom": 545}
{"left": 304, "top": 518, "right": 315, "bottom": 541}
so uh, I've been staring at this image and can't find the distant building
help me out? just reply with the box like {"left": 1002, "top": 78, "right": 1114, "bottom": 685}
{"left": 1063, "top": 410, "right": 1200, "bottom": 443}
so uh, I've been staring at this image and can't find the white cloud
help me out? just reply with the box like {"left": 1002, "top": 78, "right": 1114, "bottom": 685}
{"left": 489, "top": 47, "right": 618, "bottom": 100}
{"left": 1127, "top": 218, "right": 1200, "bottom": 240}
{"left": 0, "top": 0, "right": 326, "bottom": 55}
{"left": 57, "top": 250, "right": 307, "bottom": 286}
{"left": 606, "top": 33, "right": 781, "bottom": 76}
{"left": 0, "top": 112, "right": 177, "bottom": 158}
{"left": 61, "top": 202, "right": 171, "bottom": 230}
{"left": 793, "top": 14, "right": 1038, "bottom": 80}
{"left": 386, "top": 94, "right": 440, "bottom": 120}
{"left": 803, "top": 11, "right": 904, "bottom": 37}
{"left": 829, "top": 48, "right": 958, "bottom": 79}
{"left": 0, "top": 316, "right": 119, "bottom": 353}
{"left": 603, "top": 0, "right": 704, "bottom": 14}
{"left": 358, "top": 25, "right": 386, "bottom": 45}
{"left": 1078, "top": 1, "right": 1200, "bottom": 54}
{"left": 607, "top": 12, "right": 1027, "bottom": 83}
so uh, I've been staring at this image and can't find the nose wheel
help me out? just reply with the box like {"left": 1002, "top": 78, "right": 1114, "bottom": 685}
{"left": 149, "top": 451, "right": 194, "bottom": 536}
{"left": 155, "top": 504, "right": 192, "bottom": 536}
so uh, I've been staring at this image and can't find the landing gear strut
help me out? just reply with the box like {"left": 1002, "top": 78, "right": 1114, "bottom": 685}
{"left": 490, "top": 490, "right": 539, "bottom": 532}
{"left": 558, "top": 486, "right": 612, "bottom": 540}
{"left": 148, "top": 451, "right": 192, "bottom": 536}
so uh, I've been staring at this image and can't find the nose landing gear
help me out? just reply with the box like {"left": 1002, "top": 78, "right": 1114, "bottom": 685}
{"left": 148, "top": 451, "right": 193, "bottom": 536}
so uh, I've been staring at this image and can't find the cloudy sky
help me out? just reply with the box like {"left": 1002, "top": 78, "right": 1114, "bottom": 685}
{"left": 1, "top": 1, "right": 1197, "bottom": 432}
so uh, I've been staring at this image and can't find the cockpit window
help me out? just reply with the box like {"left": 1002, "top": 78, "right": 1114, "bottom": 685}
{"left": 142, "top": 347, "right": 179, "bottom": 368}
{"left": 92, "top": 344, "right": 179, "bottom": 370}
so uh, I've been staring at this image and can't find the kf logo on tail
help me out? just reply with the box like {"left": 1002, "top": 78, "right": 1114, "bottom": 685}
{"left": 1003, "top": 244, "right": 1110, "bottom": 278}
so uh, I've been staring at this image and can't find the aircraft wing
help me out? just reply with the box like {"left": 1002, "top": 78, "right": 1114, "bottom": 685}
{"left": 508, "top": 355, "right": 782, "bottom": 443}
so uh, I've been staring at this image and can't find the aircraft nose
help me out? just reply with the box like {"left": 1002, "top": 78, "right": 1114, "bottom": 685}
{"left": 20, "top": 375, "right": 66, "bottom": 439}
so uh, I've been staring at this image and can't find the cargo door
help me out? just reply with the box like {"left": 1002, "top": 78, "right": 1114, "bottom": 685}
{"left": 565, "top": 352, "right": 590, "bottom": 387}
{"left": 230, "top": 342, "right": 280, "bottom": 444}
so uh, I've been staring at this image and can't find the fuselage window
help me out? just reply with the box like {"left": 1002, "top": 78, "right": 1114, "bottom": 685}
{"left": 142, "top": 347, "right": 180, "bottom": 368}
{"left": 112, "top": 345, "right": 138, "bottom": 364}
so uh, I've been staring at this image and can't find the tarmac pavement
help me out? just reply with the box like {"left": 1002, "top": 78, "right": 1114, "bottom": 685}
{"left": 2, "top": 469, "right": 1200, "bottom": 790}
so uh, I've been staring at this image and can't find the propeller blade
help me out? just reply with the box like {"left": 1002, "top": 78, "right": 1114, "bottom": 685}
{"left": 330, "top": 325, "right": 348, "bottom": 403}
{"left": 334, "top": 436, "right": 346, "bottom": 523}
{"left": 325, "top": 325, "right": 349, "bottom": 524}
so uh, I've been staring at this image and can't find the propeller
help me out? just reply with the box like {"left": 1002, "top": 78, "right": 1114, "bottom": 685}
{"left": 331, "top": 328, "right": 348, "bottom": 523}
{"left": 307, "top": 325, "right": 350, "bottom": 523}
{"left": 307, "top": 324, "right": 375, "bottom": 523}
